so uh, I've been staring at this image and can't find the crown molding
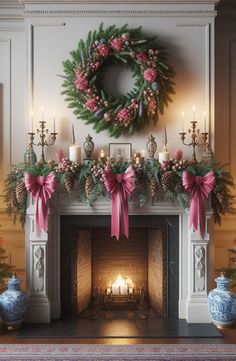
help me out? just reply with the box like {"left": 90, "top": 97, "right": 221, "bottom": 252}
{"left": 20, "top": 0, "right": 220, "bottom": 4}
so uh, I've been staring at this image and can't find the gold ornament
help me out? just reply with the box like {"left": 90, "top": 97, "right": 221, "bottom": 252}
{"left": 85, "top": 175, "right": 94, "bottom": 197}
{"left": 104, "top": 112, "right": 112, "bottom": 122}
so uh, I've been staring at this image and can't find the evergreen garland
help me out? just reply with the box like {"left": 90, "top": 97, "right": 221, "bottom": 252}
{"left": 62, "top": 23, "right": 175, "bottom": 138}
{"left": 4, "top": 156, "right": 235, "bottom": 228}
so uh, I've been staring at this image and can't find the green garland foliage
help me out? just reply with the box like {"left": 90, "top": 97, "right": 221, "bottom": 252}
{"left": 0, "top": 247, "right": 14, "bottom": 289}
{"left": 62, "top": 23, "right": 175, "bottom": 138}
{"left": 4, "top": 156, "right": 235, "bottom": 228}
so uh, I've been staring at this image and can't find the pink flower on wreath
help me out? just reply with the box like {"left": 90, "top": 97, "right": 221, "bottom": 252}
{"left": 59, "top": 157, "right": 70, "bottom": 172}
{"left": 97, "top": 43, "right": 109, "bottom": 57}
{"left": 143, "top": 67, "right": 157, "bottom": 82}
{"left": 161, "top": 160, "right": 171, "bottom": 170}
{"left": 174, "top": 148, "right": 183, "bottom": 161}
{"left": 74, "top": 69, "right": 89, "bottom": 91}
{"left": 136, "top": 52, "right": 148, "bottom": 63}
{"left": 85, "top": 98, "right": 98, "bottom": 111}
{"left": 117, "top": 107, "right": 131, "bottom": 123}
{"left": 111, "top": 37, "right": 124, "bottom": 52}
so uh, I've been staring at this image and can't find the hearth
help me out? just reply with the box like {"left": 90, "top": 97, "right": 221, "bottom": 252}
{"left": 60, "top": 215, "right": 179, "bottom": 319}
{"left": 25, "top": 196, "right": 213, "bottom": 324}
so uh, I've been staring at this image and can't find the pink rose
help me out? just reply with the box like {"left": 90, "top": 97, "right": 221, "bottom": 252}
{"left": 136, "top": 52, "right": 148, "bottom": 63}
{"left": 111, "top": 37, "right": 124, "bottom": 52}
{"left": 85, "top": 98, "right": 98, "bottom": 111}
{"left": 117, "top": 108, "right": 131, "bottom": 123}
{"left": 97, "top": 43, "right": 109, "bottom": 57}
{"left": 161, "top": 160, "right": 171, "bottom": 170}
{"left": 143, "top": 68, "right": 157, "bottom": 82}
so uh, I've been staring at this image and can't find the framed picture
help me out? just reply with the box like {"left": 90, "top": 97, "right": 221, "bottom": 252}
{"left": 109, "top": 143, "right": 132, "bottom": 160}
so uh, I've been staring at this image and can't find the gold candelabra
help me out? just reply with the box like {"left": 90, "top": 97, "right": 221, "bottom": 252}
{"left": 179, "top": 120, "right": 208, "bottom": 163}
{"left": 28, "top": 120, "right": 57, "bottom": 164}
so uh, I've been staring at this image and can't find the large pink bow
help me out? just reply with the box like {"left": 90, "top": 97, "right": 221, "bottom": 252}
{"left": 25, "top": 172, "right": 57, "bottom": 236}
{"left": 182, "top": 170, "right": 215, "bottom": 237}
{"left": 103, "top": 165, "right": 135, "bottom": 240}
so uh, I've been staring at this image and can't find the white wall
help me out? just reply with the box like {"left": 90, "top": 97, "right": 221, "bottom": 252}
{"left": 0, "top": 1, "right": 217, "bottom": 169}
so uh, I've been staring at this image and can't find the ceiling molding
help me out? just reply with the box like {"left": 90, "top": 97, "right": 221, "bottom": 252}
{"left": 0, "top": 0, "right": 220, "bottom": 5}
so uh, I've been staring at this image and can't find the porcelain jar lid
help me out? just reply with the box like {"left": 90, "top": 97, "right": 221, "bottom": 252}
{"left": 215, "top": 272, "right": 230, "bottom": 285}
{"left": 7, "top": 273, "right": 21, "bottom": 291}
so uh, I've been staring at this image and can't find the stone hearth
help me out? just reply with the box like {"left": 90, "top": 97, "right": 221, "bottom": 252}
{"left": 25, "top": 191, "right": 213, "bottom": 324}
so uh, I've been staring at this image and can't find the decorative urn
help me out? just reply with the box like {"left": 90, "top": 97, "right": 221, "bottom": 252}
{"left": 146, "top": 134, "right": 157, "bottom": 159}
{"left": 83, "top": 134, "right": 94, "bottom": 160}
{"left": 208, "top": 273, "right": 236, "bottom": 329}
{"left": 0, "top": 274, "right": 28, "bottom": 330}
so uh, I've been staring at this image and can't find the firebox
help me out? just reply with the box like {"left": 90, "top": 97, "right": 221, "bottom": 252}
{"left": 60, "top": 215, "right": 179, "bottom": 319}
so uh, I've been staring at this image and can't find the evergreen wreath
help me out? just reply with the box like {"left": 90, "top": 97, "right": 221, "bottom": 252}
{"left": 62, "top": 23, "right": 175, "bottom": 138}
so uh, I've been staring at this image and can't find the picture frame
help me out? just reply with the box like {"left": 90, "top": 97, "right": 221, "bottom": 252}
{"left": 109, "top": 143, "right": 132, "bottom": 160}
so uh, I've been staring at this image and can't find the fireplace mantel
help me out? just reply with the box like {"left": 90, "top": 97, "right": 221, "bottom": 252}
{"left": 25, "top": 193, "right": 213, "bottom": 324}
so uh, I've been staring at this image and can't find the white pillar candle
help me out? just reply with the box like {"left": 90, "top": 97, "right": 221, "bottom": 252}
{"left": 69, "top": 145, "right": 81, "bottom": 163}
{"left": 159, "top": 151, "right": 170, "bottom": 163}
{"left": 203, "top": 112, "right": 207, "bottom": 133}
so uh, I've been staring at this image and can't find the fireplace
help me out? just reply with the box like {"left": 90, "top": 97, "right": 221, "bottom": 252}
{"left": 25, "top": 194, "right": 213, "bottom": 324}
{"left": 60, "top": 216, "right": 179, "bottom": 319}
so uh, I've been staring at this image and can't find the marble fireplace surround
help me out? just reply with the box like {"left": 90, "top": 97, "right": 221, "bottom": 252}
{"left": 25, "top": 192, "right": 212, "bottom": 324}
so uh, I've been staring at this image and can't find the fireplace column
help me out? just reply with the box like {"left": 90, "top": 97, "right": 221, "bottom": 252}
{"left": 25, "top": 196, "right": 51, "bottom": 323}
{"left": 186, "top": 211, "right": 212, "bottom": 323}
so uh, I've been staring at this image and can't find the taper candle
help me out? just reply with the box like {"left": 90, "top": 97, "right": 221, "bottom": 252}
{"left": 41, "top": 106, "right": 44, "bottom": 121}
{"left": 192, "top": 106, "right": 196, "bottom": 122}
{"left": 30, "top": 110, "right": 34, "bottom": 133}
{"left": 181, "top": 112, "right": 184, "bottom": 132}
{"left": 203, "top": 112, "right": 206, "bottom": 133}
{"left": 53, "top": 112, "right": 56, "bottom": 133}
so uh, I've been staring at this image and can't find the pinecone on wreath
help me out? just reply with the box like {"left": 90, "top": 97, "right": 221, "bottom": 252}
{"left": 15, "top": 182, "right": 27, "bottom": 204}
{"left": 85, "top": 175, "right": 94, "bottom": 197}
{"left": 149, "top": 177, "right": 158, "bottom": 199}
{"left": 161, "top": 171, "right": 175, "bottom": 191}
{"left": 64, "top": 173, "right": 74, "bottom": 193}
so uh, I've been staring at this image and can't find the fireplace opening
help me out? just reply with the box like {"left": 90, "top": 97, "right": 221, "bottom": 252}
{"left": 60, "top": 215, "right": 179, "bottom": 320}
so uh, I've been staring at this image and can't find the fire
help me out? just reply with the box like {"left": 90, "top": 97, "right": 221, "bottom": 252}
{"left": 106, "top": 274, "right": 134, "bottom": 295}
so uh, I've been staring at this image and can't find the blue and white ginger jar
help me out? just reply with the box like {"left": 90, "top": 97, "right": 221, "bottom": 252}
{"left": 0, "top": 274, "right": 28, "bottom": 330}
{"left": 208, "top": 273, "right": 236, "bottom": 329}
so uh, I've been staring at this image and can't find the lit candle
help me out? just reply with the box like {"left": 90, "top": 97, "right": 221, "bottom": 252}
{"left": 53, "top": 112, "right": 56, "bottom": 133}
{"left": 192, "top": 106, "right": 196, "bottom": 122}
{"left": 141, "top": 149, "right": 145, "bottom": 158}
{"left": 41, "top": 106, "right": 44, "bottom": 121}
{"left": 203, "top": 112, "right": 206, "bottom": 133}
{"left": 159, "top": 125, "right": 170, "bottom": 163}
{"left": 100, "top": 149, "right": 105, "bottom": 158}
{"left": 181, "top": 112, "right": 184, "bottom": 132}
{"left": 69, "top": 124, "right": 81, "bottom": 163}
{"left": 128, "top": 287, "right": 133, "bottom": 295}
{"left": 30, "top": 110, "right": 34, "bottom": 133}
{"left": 107, "top": 287, "right": 111, "bottom": 295}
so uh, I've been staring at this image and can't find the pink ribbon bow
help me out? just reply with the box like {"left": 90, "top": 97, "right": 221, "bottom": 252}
{"left": 182, "top": 170, "right": 215, "bottom": 237}
{"left": 103, "top": 165, "right": 135, "bottom": 241}
{"left": 25, "top": 172, "right": 57, "bottom": 236}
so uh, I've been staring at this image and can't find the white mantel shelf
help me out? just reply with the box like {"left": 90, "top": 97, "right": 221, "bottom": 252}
{"left": 25, "top": 194, "right": 213, "bottom": 324}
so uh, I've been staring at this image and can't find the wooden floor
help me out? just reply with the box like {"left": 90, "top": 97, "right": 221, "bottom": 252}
{"left": 0, "top": 326, "right": 235, "bottom": 344}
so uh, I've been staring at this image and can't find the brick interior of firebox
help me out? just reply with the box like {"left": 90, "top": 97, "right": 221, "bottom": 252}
{"left": 76, "top": 227, "right": 166, "bottom": 318}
